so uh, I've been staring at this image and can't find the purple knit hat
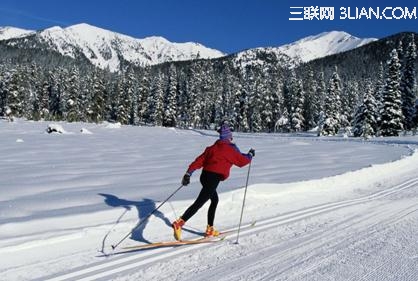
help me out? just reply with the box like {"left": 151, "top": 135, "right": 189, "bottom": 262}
{"left": 218, "top": 124, "right": 233, "bottom": 140}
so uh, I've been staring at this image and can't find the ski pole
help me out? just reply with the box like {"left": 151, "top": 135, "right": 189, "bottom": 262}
{"left": 235, "top": 160, "right": 252, "bottom": 244}
{"left": 111, "top": 184, "right": 184, "bottom": 250}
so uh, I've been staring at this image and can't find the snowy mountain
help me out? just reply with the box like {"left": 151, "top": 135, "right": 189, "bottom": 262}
{"left": 279, "top": 31, "right": 376, "bottom": 62}
{"left": 0, "top": 23, "right": 225, "bottom": 71}
{"left": 0, "top": 26, "right": 34, "bottom": 40}
{"left": 0, "top": 25, "right": 377, "bottom": 72}
{"left": 233, "top": 31, "right": 376, "bottom": 68}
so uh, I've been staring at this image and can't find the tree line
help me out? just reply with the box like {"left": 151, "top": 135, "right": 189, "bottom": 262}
{"left": 0, "top": 34, "right": 417, "bottom": 137}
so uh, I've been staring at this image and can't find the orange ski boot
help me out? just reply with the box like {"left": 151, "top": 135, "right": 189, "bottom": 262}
{"left": 205, "top": 225, "right": 220, "bottom": 237}
{"left": 172, "top": 218, "right": 185, "bottom": 241}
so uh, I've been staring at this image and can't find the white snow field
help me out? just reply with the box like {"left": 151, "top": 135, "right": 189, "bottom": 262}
{"left": 0, "top": 120, "right": 417, "bottom": 281}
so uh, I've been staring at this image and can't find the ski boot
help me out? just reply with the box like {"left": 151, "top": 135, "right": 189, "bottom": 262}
{"left": 172, "top": 218, "right": 185, "bottom": 241}
{"left": 205, "top": 225, "right": 220, "bottom": 237}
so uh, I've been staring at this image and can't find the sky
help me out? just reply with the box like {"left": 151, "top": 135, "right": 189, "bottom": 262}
{"left": 0, "top": 0, "right": 417, "bottom": 54}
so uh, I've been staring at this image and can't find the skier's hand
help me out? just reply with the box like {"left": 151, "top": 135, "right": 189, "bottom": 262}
{"left": 182, "top": 173, "right": 191, "bottom": 186}
{"left": 248, "top": 148, "right": 255, "bottom": 157}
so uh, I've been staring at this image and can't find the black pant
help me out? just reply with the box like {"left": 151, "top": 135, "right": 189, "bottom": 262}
{"left": 181, "top": 170, "right": 222, "bottom": 226}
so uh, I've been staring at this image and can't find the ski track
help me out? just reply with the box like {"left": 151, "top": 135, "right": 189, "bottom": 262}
{"left": 39, "top": 175, "right": 418, "bottom": 281}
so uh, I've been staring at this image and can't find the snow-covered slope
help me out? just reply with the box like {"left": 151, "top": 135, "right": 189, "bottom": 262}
{"left": 0, "top": 25, "right": 376, "bottom": 71}
{"left": 234, "top": 31, "right": 376, "bottom": 67}
{"left": 40, "top": 23, "right": 225, "bottom": 71}
{"left": 278, "top": 31, "right": 376, "bottom": 62}
{"left": 1, "top": 23, "right": 225, "bottom": 71}
{"left": 1, "top": 120, "right": 418, "bottom": 281}
{"left": 0, "top": 26, "right": 34, "bottom": 40}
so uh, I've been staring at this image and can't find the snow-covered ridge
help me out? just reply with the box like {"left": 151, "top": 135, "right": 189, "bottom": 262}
{"left": 0, "top": 26, "right": 34, "bottom": 40}
{"left": 277, "top": 31, "right": 376, "bottom": 62}
{"left": 1, "top": 23, "right": 225, "bottom": 71}
{"left": 0, "top": 24, "right": 376, "bottom": 71}
{"left": 39, "top": 23, "right": 225, "bottom": 71}
{"left": 234, "top": 31, "right": 376, "bottom": 67}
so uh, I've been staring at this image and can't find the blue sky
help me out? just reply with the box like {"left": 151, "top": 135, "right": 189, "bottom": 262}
{"left": 0, "top": 0, "right": 417, "bottom": 53}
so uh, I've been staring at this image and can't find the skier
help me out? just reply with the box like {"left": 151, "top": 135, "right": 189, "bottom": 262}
{"left": 172, "top": 122, "right": 255, "bottom": 240}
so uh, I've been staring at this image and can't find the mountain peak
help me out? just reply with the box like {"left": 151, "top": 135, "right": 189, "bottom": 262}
{"left": 0, "top": 26, "right": 34, "bottom": 40}
{"left": 278, "top": 31, "right": 376, "bottom": 62}
{"left": 67, "top": 22, "right": 97, "bottom": 30}
{"left": 0, "top": 24, "right": 375, "bottom": 71}
{"left": 0, "top": 23, "right": 225, "bottom": 71}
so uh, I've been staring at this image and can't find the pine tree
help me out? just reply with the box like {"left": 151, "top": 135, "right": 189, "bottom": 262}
{"left": 57, "top": 68, "right": 69, "bottom": 121}
{"left": 124, "top": 68, "right": 137, "bottom": 125}
{"left": 39, "top": 77, "right": 50, "bottom": 119}
{"left": 314, "top": 71, "right": 326, "bottom": 126}
{"left": 353, "top": 80, "right": 378, "bottom": 138}
{"left": 7, "top": 70, "right": 24, "bottom": 119}
{"left": 320, "top": 67, "right": 342, "bottom": 136}
{"left": 260, "top": 80, "right": 274, "bottom": 132}
{"left": 246, "top": 68, "right": 262, "bottom": 132}
{"left": 0, "top": 70, "right": 6, "bottom": 117}
{"left": 66, "top": 66, "right": 81, "bottom": 122}
{"left": 401, "top": 34, "right": 417, "bottom": 131}
{"left": 131, "top": 87, "right": 139, "bottom": 126}
{"left": 200, "top": 63, "right": 216, "bottom": 127}
{"left": 235, "top": 86, "right": 250, "bottom": 132}
{"left": 375, "top": 62, "right": 385, "bottom": 132}
{"left": 107, "top": 81, "right": 120, "bottom": 122}
{"left": 290, "top": 78, "right": 305, "bottom": 132}
{"left": 88, "top": 70, "right": 106, "bottom": 123}
{"left": 213, "top": 90, "right": 224, "bottom": 127}
{"left": 47, "top": 71, "right": 61, "bottom": 121}
{"left": 188, "top": 62, "right": 203, "bottom": 128}
{"left": 342, "top": 81, "right": 359, "bottom": 129}
{"left": 271, "top": 81, "right": 283, "bottom": 132}
{"left": 137, "top": 68, "right": 151, "bottom": 124}
{"left": 380, "top": 49, "right": 404, "bottom": 136}
{"left": 163, "top": 64, "right": 178, "bottom": 127}
{"left": 26, "top": 63, "right": 40, "bottom": 120}
{"left": 116, "top": 76, "right": 132, "bottom": 124}
{"left": 303, "top": 69, "right": 317, "bottom": 130}
{"left": 149, "top": 73, "right": 164, "bottom": 126}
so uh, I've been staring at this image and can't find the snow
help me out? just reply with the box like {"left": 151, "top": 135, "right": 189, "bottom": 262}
{"left": 46, "top": 124, "right": 67, "bottom": 134}
{"left": 1, "top": 24, "right": 376, "bottom": 71}
{"left": 33, "top": 23, "right": 225, "bottom": 71}
{"left": 0, "top": 27, "right": 34, "bottom": 40}
{"left": 0, "top": 23, "right": 225, "bottom": 71}
{"left": 0, "top": 119, "right": 417, "bottom": 280}
{"left": 235, "top": 31, "right": 377, "bottom": 68}
{"left": 278, "top": 31, "right": 376, "bottom": 63}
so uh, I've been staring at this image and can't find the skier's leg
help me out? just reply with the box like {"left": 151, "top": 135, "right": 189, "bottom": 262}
{"left": 207, "top": 191, "right": 219, "bottom": 226}
{"left": 181, "top": 170, "right": 221, "bottom": 222}
{"left": 181, "top": 185, "right": 212, "bottom": 221}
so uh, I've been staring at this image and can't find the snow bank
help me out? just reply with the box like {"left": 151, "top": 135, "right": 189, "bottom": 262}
{"left": 104, "top": 122, "right": 122, "bottom": 129}
{"left": 80, "top": 128, "right": 93, "bottom": 134}
{"left": 46, "top": 124, "right": 67, "bottom": 134}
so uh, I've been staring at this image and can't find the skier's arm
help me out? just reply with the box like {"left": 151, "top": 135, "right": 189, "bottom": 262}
{"left": 228, "top": 144, "right": 252, "bottom": 167}
{"left": 182, "top": 149, "right": 207, "bottom": 186}
{"left": 186, "top": 148, "right": 208, "bottom": 174}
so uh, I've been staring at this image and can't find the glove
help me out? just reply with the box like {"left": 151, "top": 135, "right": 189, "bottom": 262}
{"left": 181, "top": 173, "right": 191, "bottom": 186}
{"left": 248, "top": 148, "right": 255, "bottom": 157}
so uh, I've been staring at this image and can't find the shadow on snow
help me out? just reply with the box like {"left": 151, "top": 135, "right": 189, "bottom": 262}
{"left": 99, "top": 193, "right": 172, "bottom": 244}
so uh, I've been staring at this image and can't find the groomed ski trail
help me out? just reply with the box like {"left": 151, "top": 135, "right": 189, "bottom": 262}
{"left": 40, "top": 175, "right": 418, "bottom": 281}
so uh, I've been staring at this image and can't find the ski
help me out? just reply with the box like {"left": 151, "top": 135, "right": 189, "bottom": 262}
{"left": 120, "top": 234, "right": 224, "bottom": 251}
{"left": 117, "top": 221, "right": 256, "bottom": 252}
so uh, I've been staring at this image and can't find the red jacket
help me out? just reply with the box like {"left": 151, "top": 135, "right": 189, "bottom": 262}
{"left": 187, "top": 139, "right": 252, "bottom": 180}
